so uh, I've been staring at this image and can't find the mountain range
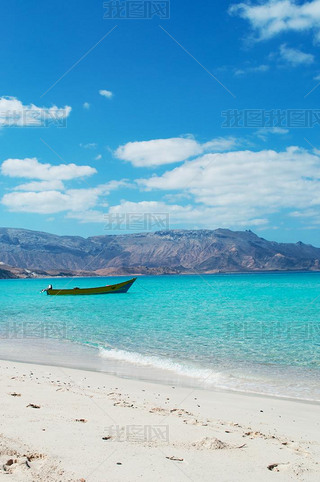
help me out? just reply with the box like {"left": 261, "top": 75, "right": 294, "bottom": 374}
{"left": 1, "top": 227, "right": 320, "bottom": 278}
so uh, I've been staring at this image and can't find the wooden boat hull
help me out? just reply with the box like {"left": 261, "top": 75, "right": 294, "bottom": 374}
{"left": 46, "top": 278, "right": 137, "bottom": 296}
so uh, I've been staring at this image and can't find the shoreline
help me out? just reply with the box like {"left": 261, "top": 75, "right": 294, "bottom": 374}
{"left": 1, "top": 337, "right": 319, "bottom": 404}
{"left": 3, "top": 269, "right": 320, "bottom": 280}
{"left": 1, "top": 336, "right": 319, "bottom": 404}
{"left": 0, "top": 358, "right": 320, "bottom": 481}
{"left": 2, "top": 354, "right": 320, "bottom": 408}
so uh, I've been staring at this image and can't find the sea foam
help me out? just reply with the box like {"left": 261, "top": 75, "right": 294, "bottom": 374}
{"left": 98, "top": 347, "right": 221, "bottom": 384}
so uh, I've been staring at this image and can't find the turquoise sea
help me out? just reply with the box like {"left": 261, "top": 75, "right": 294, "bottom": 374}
{"left": 0, "top": 273, "right": 319, "bottom": 400}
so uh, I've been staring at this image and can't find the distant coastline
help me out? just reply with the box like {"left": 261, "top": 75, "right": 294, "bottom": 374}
{"left": 2, "top": 265, "right": 320, "bottom": 279}
{"left": 1, "top": 226, "right": 320, "bottom": 278}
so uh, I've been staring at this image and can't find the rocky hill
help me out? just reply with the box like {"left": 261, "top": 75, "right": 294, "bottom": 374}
{"left": 0, "top": 227, "right": 320, "bottom": 277}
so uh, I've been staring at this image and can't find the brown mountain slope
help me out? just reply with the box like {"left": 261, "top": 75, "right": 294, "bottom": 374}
{"left": 0, "top": 227, "right": 320, "bottom": 275}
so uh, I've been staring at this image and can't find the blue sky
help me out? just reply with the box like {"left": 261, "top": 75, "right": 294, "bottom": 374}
{"left": 1, "top": 0, "right": 320, "bottom": 244}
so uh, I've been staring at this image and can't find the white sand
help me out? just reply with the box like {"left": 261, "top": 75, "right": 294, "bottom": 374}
{"left": 0, "top": 359, "right": 319, "bottom": 481}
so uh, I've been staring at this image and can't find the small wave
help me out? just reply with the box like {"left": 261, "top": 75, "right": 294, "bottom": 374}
{"left": 98, "top": 347, "right": 320, "bottom": 401}
{"left": 98, "top": 347, "right": 222, "bottom": 383}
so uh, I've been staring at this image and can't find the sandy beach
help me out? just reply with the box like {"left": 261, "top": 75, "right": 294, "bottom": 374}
{"left": 0, "top": 359, "right": 319, "bottom": 481}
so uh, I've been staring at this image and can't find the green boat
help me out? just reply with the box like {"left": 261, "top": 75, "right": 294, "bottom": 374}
{"left": 42, "top": 278, "right": 137, "bottom": 296}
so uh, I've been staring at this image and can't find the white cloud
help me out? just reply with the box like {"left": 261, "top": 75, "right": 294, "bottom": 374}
{"left": 6, "top": 139, "right": 320, "bottom": 230}
{"left": 80, "top": 142, "right": 97, "bottom": 149}
{"left": 1, "top": 158, "right": 96, "bottom": 181}
{"left": 107, "top": 200, "right": 268, "bottom": 228}
{"left": 1, "top": 189, "right": 99, "bottom": 214}
{"left": 1, "top": 179, "right": 131, "bottom": 215}
{"left": 290, "top": 208, "right": 319, "bottom": 218}
{"left": 252, "top": 64, "right": 270, "bottom": 72}
{"left": 234, "top": 69, "right": 245, "bottom": 76}
{"left": 83, "top": 102, "right": 90, "bottom": 109}
{"left": 99, "top": 89, "right": 113, "bottom": 99}
{"left": 136, "top": 147, "right": 320, "bottom": 225}
{"left": 279, "top": 43, "right": 314, "bottom": 65}
{"left": 14, "top": 180, "right": 65, "bottom": 191}
{"left": 115, "top": 136, "right": 239, "bottom": 167}
{"left": 229, "top": 0, "right": 320, "bottom": 42}
{"left": 115, "top": 137, "right": 202, "bottom": 167}
{"left": 100, "top": 180, "right": 133, "bottom": 192}
{"left": 267, "top": 127, "right": 289, "bottom": 134}
{"left": 0, "top": 96, "right": 71, "bottom": 127}
{"left": 66, "top": 209, "right": 107, "bottom": 223}
{"left": 234, "top": 64, "right": 270, "bottom": 76}
{"left": 95, "top": 154, "right": 102, "bottom": 160}
{"left": 202, "top": 137, "right": 240, "bottom": 151}
{"left": 163, "top": 192, "right": 193, "bottom": 202}
{"left": 255, "top": 126, "right": 289, "bottom": 140}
